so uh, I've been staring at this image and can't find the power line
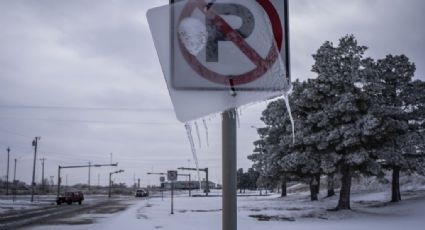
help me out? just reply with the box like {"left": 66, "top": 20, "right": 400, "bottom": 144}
{"left": 0, "top": 104, "right": 173, "bottom": 112}
{"left": 0, "top": 141, "right": 33, "bottom": 158}
{"left": 0, "top": 116, "right": 179, "bottom": 125}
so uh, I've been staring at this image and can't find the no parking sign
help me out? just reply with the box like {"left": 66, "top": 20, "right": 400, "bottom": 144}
{"left": 147, "top": 0, "right": 290, "bottom": 122}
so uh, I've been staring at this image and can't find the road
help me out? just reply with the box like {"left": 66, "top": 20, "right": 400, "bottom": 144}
{"left": 0, "top": 195, "right": 133, "bottom": 230}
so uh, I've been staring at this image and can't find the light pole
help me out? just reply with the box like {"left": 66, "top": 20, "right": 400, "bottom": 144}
{"left": 177, "top": 167, "right": 209, "bottom": 196}
{"left": 109, "top": 169, "right": 124, "bottom": 198}
{"left": 39, "top": 158, "right": 46, "bottom": 192}
{"left": 6, "top": 147, "right": 10, "bottom": 196}
{"left": 56, "top": 163, "right": 118, "bottom": 198}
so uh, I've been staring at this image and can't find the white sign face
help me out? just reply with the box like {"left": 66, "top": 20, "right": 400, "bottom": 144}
{"left": 147, "top": 0, "right": 290, "bottom": 122}
{"left": 167, "top": 170, "right": 178, "bottom": 181}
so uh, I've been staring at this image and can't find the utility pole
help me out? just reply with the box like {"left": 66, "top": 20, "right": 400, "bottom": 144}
{"left": 6, "top": 147, "right": 10, "bottom": 195}
{"left": 88, "top": 161, "right": 91, "bottom": 192}
{"left": 13, "top": 158, "right": 17, "bottom": 202}
{"left": 13, "top": 159, "right": 17, "bottom": 183}
{"left": 50, "top": 176, "right": 54, "bottom": 192}
{"left": 133, "top": 173, "right": 136, "bottom": 189}
{"left": 31, "top": 136, "right": 41, "bottom": 202}
{"left": 39, "top": 158, "right": 46, "bottom": 192}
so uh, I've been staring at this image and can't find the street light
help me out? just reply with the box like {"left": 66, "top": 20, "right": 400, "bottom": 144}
{"left": 109, "top": 169, "right": 124, "bottom": 198}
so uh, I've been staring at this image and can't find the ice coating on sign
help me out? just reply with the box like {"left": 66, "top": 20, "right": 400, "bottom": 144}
{"left": 236, "top": 110, "right": 240, "bottom": 128}
{"left": 146, "top": 0, "right": 290, "bottom": 123}
{"left": 184, "top": 123, "right": 202, "bottom": 191}
{"left": 178, "top": 17, "right": 207, "bottom": 56}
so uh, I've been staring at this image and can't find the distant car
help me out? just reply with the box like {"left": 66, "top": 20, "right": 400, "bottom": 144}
{"left": 56, "top": 191, "right": 84, "bottom": 205}
{"left": 135, "top": 189, "right": 149, "bottom": 197}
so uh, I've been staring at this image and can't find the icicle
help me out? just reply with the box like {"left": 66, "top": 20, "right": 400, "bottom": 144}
{"left": 236, "top": 109, "right": 240, "bottom": 128}
{"left": 194, "top": 121, "right": 202, "bottom": 148}
{"left": 184, "top": 123, "right": 202, "bottom": 191}
{"left": 202, "top": 119, "right": 209, "bottom": 147}
{"left": 283, "top": 92, "right": 295, "bottom": 143}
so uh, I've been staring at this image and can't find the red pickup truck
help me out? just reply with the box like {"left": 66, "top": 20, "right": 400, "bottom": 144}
{"left": 56, "top": 191, "right": 84, "bottom": 205}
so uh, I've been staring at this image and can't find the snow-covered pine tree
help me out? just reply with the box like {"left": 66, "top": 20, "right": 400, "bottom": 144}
{"left": 278, "top": 80, "right": 325, "bottom": 201}
{"left": 249, "top": 81, "right": 305, "bottom": 198}
{"left": 305, "top": 35, "right": 382, "bottom": 210}
{"left": 365, "top": 55, "right": 425, "bottom": 202}
{"left": 249, "top": 125, "right": 286, "bottom": 195}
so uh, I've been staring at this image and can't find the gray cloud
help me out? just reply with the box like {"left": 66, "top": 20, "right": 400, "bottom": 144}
{"left": 290, "top": 0, "right": 425, "bottom": 80}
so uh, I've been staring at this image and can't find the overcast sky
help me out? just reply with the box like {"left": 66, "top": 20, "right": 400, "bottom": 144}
{"left": 0, "top": 0, "right": 424, "bottom": 187}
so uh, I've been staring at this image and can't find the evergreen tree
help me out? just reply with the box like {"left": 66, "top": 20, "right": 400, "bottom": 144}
{"left": 249, "top": 34, "right": 425, "bottom": 210}
{"left": 366, "top": 55, "right": 425, "bottom": 202}
{"left": 298, "top": 35, "right": 382, "bottom": 209}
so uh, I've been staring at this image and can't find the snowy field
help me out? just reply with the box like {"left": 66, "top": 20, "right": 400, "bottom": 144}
{"left": 0, "top": 195, "right": 55, "bottom": 214}
{"left": 19, "top": 187, "right": 425, "bottom": 230}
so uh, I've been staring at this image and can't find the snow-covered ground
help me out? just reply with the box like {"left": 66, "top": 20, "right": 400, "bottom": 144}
{"left": 20, "top": 188, "right": 425, "bottom": 230}
{"left": 0, "top": 195, "right": 54, "bottom": 214}
{"left": 6, "top": 175, "right": 425, "bottom": 230}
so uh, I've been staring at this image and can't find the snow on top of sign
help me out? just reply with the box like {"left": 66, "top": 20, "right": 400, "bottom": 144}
{"left": 178, "top": 17, "right": 207, "bottom": 56}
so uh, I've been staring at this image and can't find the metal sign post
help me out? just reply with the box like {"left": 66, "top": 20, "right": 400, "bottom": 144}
{"left": 160, "top": 176, "right": 165, "bottom": 200}
{"left": 171, "top": 181, "right": 174, "bottom": 214}
{"left": 167, "top": 170, "right": 178, "bottom": 215}
{"left": 222, "top": 109, "right": 237, "bottom": 230}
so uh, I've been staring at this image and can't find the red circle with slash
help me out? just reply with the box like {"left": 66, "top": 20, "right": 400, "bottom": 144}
{"left": 178, "top": 0, "right": 283, "bottom": 86}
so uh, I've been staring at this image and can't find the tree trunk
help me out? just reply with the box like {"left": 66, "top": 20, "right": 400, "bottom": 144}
{"left": 327, "top": 173, "right": 335, "bottom": 197}
{"left": 310, "top": 174, "right": 320, "bottom": 201}
{"left": 391, "top": 166, "right": 401, "bottom": 202}
{"left": 281, "top": 174, "right": 287, "bottom": 197}
{"left": 337, "top": 164, "right": 352, "bottom": 210}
